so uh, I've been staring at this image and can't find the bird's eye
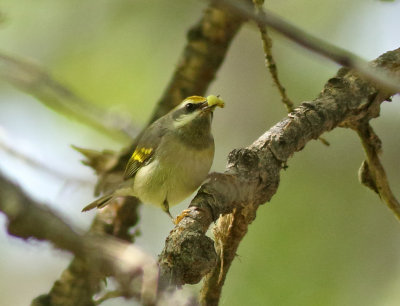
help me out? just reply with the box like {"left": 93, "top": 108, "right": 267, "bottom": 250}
{"left": 185, "top": 103, "right": 196, "bottom": 113}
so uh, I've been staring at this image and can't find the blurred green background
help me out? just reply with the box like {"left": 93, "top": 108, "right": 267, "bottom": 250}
{"left": 0, "top": 0, "right": 400, "bottom": 305}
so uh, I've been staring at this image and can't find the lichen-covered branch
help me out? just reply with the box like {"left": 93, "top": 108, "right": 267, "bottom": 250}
{"left": 157, "top": 49, "right": 400, "bottom": 305}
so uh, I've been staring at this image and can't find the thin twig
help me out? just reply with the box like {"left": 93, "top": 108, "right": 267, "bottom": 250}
{"left": 212, "top": 0, "right": 400, "bottom": 93}
{"left": 252, "top": 0, "right": 330, "bottom": 146}
{"left": 355, "top": 122, "right": 400, "bottom": 219}
{"left": 252, "top": 0, "right": 294, "bottom": 112}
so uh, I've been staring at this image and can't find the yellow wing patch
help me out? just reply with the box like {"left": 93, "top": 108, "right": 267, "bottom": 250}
{"left": 131, "top": 147, "right": 153, "bottom": 162}
{"left": 124, "top": 147, "right": 154, "bottom": 179}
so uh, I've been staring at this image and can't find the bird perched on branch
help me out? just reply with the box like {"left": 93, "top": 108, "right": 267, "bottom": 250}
{"left": 82, "top": 95, "right": 224, "bottom": 219}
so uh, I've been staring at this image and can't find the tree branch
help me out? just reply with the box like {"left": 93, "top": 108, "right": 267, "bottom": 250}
{"left": 156, "top": 48, "right": 400, "bottom": 304}
{"left": 0, "top": 174, "right": 158, "bottom": 306}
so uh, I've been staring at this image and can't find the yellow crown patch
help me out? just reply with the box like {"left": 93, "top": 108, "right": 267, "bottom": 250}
{"left": 183, "top": 96, "right": 207, "bottom": 104}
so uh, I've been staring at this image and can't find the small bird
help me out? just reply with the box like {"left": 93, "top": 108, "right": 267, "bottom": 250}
{"left": 82, "top": 95, "right": 224, "bottom": 218}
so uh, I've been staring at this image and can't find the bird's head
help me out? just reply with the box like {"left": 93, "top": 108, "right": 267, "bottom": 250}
{"left": 171, "top": 95, "right": 224, "bottom": 130}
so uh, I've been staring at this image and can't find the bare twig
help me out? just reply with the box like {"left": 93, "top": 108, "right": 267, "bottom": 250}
{"left": 355, "top": 122, "right": 400, "bottom": 219}
{"left": 252, "top": 0, "right": 294, "bottom": 112}
{"left": 156, "top": 49, "right": 400, "bottom": 304}
{"left": 0, "top": 52, "right": 138, "bottom": 140}
{"left": 251, "top": 0, "right": 329, "bottom": 146}
{"left": 212, "top": 0, "right": 400, "bottom": 93}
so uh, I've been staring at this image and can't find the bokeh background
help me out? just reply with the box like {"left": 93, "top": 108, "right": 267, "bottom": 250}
{"left": 1, "top": 0, "right": 400, "bottom": 305}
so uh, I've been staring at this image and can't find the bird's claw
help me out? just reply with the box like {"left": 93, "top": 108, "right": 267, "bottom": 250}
{"left": 174, "top": 209, "right": 191, "bottom": 225}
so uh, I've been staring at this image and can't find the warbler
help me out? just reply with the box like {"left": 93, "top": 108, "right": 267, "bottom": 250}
{"left": 82, "top": 95, "right": 224, "bottom": 218}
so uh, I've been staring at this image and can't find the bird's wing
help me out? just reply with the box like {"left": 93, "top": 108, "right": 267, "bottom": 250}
{"left": 123, "top": 119, "right": 167, "bottom": 180}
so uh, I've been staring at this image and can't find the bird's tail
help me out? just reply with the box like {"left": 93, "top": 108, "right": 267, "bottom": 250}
{"left": 81, "top": 194, "right": 114, "bottom": 212}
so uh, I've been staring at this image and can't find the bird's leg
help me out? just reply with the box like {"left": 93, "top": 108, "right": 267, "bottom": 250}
{"left": 162, "top": 199, "right": 191, "bottom": 225}
{"left": 162, "top": 199, "right": 174, "bottom": 221}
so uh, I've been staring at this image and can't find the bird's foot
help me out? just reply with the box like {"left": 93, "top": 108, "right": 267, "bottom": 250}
{"left": 174, "top": 209, "right": 191, "bottom": 225}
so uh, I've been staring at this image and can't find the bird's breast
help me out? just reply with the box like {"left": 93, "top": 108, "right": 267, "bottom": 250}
{"left": 133, "top": 138, "right": 214, "bottom": 207}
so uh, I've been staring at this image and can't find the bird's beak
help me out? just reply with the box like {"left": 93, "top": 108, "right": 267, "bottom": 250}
{"left": 200, "top": 101, "right": 216, "bottom": 113}
{"left": 199, "top": 95, "right": 224, "bottom": 114}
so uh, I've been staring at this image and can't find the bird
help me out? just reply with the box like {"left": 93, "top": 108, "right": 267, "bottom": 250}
{"left": 81, "top": 95, "right": 224, "bottom": 219}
